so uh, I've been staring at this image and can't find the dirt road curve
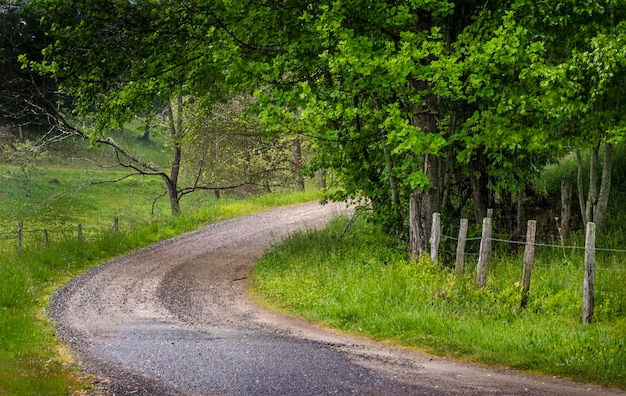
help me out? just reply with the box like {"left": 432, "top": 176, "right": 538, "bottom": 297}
{"left": 50, "top": 202, "right": 624, "bottom": 395}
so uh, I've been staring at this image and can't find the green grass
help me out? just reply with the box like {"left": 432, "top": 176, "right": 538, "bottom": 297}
{"left": 250, "top": 217, "right": 626, "bottom": 389}
{"left": 0, "top": 119, "right": 323, "bottom": 395}
{"left": 0, "top": 169, "right": 320, "bottom": 395}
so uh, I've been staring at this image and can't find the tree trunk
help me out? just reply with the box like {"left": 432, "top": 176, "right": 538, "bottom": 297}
{"left": 317, "top": 170, "right": 327, "bottom": 189}
{"left": 560, "top": 176, "right": 572, "bottom": 239}
{"left": 383, "top": 142, "right": 399, "bottom": 206}
{"left": 292, "top": 137, "right": 305, "bottom": 191}
{"left": 516, "top": 187, "right": 524, "bottom": 232}
{"left": 594, "top": 143, "right": 613, "bottom": 230}
{"left": 586, "top": 143, "right": 599, "bottom": 223}
{"left": 469, "top": 153, "right": 490, "bottom": 223}
{"left": 409, "top": 191, "right": 426, "bottom": 260}
{"left": 576, "top": 150, "right": 587, "bottom": 224}
{"left": 163, "top": 175, "right": 181, "bottom": 216}
{"left": 165, "top": 97, "right": 183, "bottom": 216}
{"left": 407, "top": 9, "right": 440, "bottom": 254}
{"left": 408, "top": 88, "right": 439, "bottom": 242}
{"left": 577, "top": 142, "right": 611, "bottom": 230}
{"left": 424, "top": 153, "right": 440, "bottom": 235}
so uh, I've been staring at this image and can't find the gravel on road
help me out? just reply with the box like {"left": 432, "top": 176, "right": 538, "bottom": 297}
{"left": 50, "top": 202, "right": 625, "bottom": 395}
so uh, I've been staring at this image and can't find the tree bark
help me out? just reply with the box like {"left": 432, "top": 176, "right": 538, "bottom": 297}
{"left": 317, "top": 169, "right": 327, "bottom": 189}
{"left": 424, "top": 153, "right": 440, "bottom": 235}
{"left": 407, "top": 9, "right": 440, "bottom": 254}
{"left": 409, "top": 191, "right": 426, "bottom": 261}
{"left": 383, "top": 142, "right": 399, "bottom": 206}
{"left": 594, "top": 143, "right": 613, "bottom": 230}
{"left": 164, "top": 96, "right": 183, "bottom": 216}
{"left": 469, "top": 153, "right": 490, "bottom": 223}
{"left": 516, "top": 187, "right": 524, "bottom": 232}
{"left": 577, "top": 142, "right": 611, "bottom": 230}
{"left": 585, "top": 143, "right": 599, "bottom": 223}
{"left": 408, "top": 88, "right": 439, "bottom": 242}
{"left": 292, "top": 137, "right": 305, "bottom": 191}
{"left": 560, "top": 176, "right": 572, "bottom": 239}
{"left": 576, "top": 150, "right": 587, "bottom": 224}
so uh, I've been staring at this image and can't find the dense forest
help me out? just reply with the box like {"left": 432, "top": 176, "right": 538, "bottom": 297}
{"left": 2, "top": 0, "right": 626, "bottom": 254}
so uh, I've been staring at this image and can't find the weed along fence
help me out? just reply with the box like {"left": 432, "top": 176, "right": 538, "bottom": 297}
{"left": 0, "top": 219, "right": 120, "bottom": 254}
{"left": 428, "top": 213, "right": 626, "bottom": 325}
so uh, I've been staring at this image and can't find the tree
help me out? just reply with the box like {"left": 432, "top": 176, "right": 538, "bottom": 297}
{"left": 513, "top": 1, "right": 626, "bottom": 231}
{"left": 244, "top": 1, "right": 458, "bottom": 255}
{"left": 29, "top": 0, "right": 626, "bottom": 238}
{"left": 184, "top": 96, "right": 307, "bottom": 197}
{"left": 242, "top": 1, "right": 560, "bottom": 251}
{"left": 0, "top": 1, "right": 61, "bottom": 139}
{"left": 26, "top": 0, "right": 235, "bottom": 215}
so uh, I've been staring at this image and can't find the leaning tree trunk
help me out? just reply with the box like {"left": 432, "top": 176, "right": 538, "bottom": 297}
{"left": 162, "top": 175, "right": 181, "bottom": 216}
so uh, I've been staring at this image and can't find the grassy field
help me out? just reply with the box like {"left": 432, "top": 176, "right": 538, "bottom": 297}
{"left": 0, "top": 130, "right": 322, "bottom": 395}
{"left": 251, "top": 216, "right": 626, "bottom": 389}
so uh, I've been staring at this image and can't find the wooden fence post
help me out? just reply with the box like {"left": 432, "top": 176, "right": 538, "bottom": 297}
{"left": 113, "top": 218, "right": 119, "bottom": 232}
{"left": 476, "top": 217, "right": 492, "bottom": 288}
{"left": 43, "top": 229, "right": 49, "bottom": 248}
{"left": 17, "top": 220, "right": 23, "bottom": 254}
{"left": 455, "top": 219, "right": 468, "bottom": 275}
{"left": 430, "top": 212, "right": 441, "bottom": 264}
{"left": 521, "top": 220, "right": 537, "bottom": 309}
{"left": 77, "top": 224, "right": 83, "bottom": 240}
{"left": 583, "top": 222, "right": 596, "bottom": 324}
{"left": 560, "top": 177, "right": 572, "bottom": 241}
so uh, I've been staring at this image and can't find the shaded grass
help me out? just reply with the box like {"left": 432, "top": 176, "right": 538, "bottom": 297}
{"left": 251, "top": 217, "right": 626, "bottom": 389}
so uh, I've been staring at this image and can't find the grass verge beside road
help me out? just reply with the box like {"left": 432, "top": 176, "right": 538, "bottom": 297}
{"left": 0, "top": 188, "right": 320, "bottom": 396}
{"left": 251, "top": 216, "right": 626, "bottom": 390}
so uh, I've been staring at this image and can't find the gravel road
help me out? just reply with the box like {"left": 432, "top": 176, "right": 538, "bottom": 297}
{"left": 50, "top": 202, "right": 624, "bottom": 395}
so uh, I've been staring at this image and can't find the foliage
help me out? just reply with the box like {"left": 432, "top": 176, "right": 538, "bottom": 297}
{"left": 20, "top": 0, "right": 315, "bottom": 216}
{"left": 0, "top": 0, "right": 61, "bottom": 132}
{"left": 20, "top": 0, "right": 626, "bottom": 237}
{"left": 183, "top": 96, "right": 307, "bottom": 195}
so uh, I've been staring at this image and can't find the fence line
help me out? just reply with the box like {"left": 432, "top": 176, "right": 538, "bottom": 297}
{"left": 1, "top": 219, "right": 120, "bottom": 253}
{"left": 445, "top": 235, "right": 626, "bottom": 253}
{"left": 429, "top": 214, "right": 624, "bottom": 325}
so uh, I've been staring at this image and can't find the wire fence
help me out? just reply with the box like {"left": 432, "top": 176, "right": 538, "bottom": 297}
{"left": 429, "top": 214, "right": 625, "bottom": 323}
{"left": 3, "top": 214, "right": 624, "bottom": 323}
{"left": 0, "top": 218, "right": 120, "bottom": 253}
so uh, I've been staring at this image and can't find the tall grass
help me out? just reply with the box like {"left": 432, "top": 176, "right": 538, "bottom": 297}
{"left": 251, "top": 217, "right": 626, "bottom": 389}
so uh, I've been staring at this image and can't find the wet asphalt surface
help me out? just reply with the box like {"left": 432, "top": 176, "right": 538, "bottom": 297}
{"left": 96, "top": 319, "right": 434, "bottom": 395}
{"left": 49, "top": 202, "right": 625, "bottom": 396}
